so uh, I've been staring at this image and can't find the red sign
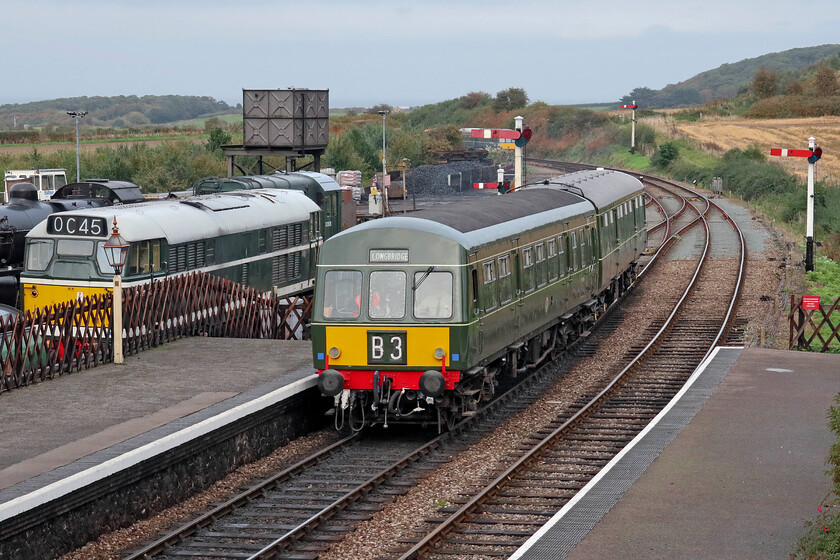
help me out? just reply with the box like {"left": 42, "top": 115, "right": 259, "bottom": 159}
{"left": 802, "top": 295, "right": 821, "bottom": 310}
{"left": 620, "top": 104, "right": 637, "bottom": 109}
{"left": 770, "top": 148, "right": 814, "bottom": 158}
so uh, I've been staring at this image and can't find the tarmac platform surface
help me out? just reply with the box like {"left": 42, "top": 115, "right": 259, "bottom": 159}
{"left": 512, "top": 347, "right": 840, "bottom": 560}
{"left": 0, "top": 338, "right": 315, "bottom": 496}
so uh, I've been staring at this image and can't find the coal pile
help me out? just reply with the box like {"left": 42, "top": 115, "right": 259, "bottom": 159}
{"left": 406, "top": 162, "right": 503, "bottom": 198}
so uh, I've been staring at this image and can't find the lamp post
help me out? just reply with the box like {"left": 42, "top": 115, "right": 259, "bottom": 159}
{"left": 377, "top": 110, "right": 389, "bottom": 214}
{"left": 103, "top": 218, "right": 129, "bottom": 364}
{"left": 66, "top": 111, "right": 88, "bottom": 182}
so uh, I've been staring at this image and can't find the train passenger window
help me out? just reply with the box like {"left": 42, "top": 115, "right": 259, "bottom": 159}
{"left": 57, "top": 239, "right": 94, "bottom": 256}
{"left": 482, "top": 260, "right": 496, "bottom": 283}
{"left": 369, "top": 270, "right": 406, "bottom": 319}
{"left": 547, "top": 239, "right": 558, "bottom": 281}
{"left": 322, "top": 270, "right": 362, "bottom": 319}
{"left": 558, "top": 235, "right": 567, "bottom": 277}
{"left": 498, "top": 255, "right": 511, "bottom": 277}
{"left": 26, "top": 240, "right": 54, "bottom": 272}
{"left": 535, "top": 243, "right": 545, "bottom": 262}
{"left": 522, "top": 247, "right": 534, "bottom": 268}
{"left": 414, "top": 271, "right": 453, "bottom": 319}
{"left": 498, "top": 255, "right": 513, "bottom": 304}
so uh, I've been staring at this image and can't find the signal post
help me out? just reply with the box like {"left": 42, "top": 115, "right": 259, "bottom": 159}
{"left": 620, "top": 101, "right": 637, "bottom": 153}
{"left": 770, "top": 137, "right": 823, "bottom": 271}
{"left": 470, "top": 122, "right": 531, "bottom": 189}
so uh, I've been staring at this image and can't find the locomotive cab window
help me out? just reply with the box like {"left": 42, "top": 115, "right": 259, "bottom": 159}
{"left": 25, "top": 239, "right": 54, "bottom": 272}
{"left": 57, "top": 239, "right": 94, "bottom": 257}
{"left": 322, "top": 270, "right": 362, "bottom": 319}
{"left": 414, "top": 271, "right": 453, "bottom": 319}
{"left": 127, "top": 240, "right": 162, "bottom": 277}
{"left": 369, "top": 270, "right": 406, "bottom": 320}
{"left": 95, "top": 242, "right": 116, "bottom": 275}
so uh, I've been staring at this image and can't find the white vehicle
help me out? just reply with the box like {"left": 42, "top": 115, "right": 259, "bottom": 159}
{"left": 3, "top": 169, "right": 68, "bottom": 202}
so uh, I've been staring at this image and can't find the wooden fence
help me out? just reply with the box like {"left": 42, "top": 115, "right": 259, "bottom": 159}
{"left": 0, "top": 271, "right": 312, "bottom": 394}
{"left": 788, "top": 295, "right": 840, "bottom": 352}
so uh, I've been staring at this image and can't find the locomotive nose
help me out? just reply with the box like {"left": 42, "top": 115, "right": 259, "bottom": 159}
{"left": 419, "top": 370, "right": 446, "bottom": 398}
{"left": 318, "top": 368, "right": 345, "bottom": 396}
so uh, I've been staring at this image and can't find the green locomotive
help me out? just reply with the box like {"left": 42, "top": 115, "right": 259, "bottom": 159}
{"left": 311, "top": 169, "right": 647, "bottom": 431}
{"left": 193, "top": 171, "right": 352, "bottom": 239}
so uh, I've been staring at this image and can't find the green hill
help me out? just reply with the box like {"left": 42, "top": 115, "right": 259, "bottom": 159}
{"left": 621, "top": 44, "right": 840, "bottom": 108}
{"left": 0, "top": 95, "right": 236, "bottom": 130}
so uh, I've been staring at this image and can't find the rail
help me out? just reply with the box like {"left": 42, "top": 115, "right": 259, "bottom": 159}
{"left": 395, "top": 176, "right": 746, "bottom": 559}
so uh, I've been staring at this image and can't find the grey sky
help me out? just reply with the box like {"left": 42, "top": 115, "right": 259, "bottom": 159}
{"left": 4, "top": 0, "right": 839, "bottom": 108}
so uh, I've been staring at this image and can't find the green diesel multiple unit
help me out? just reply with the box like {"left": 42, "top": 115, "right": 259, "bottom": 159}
{"left": 311, "top": 169, "right": 647, "bottom": 431}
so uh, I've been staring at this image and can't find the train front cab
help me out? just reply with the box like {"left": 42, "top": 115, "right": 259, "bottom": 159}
{"left": 311, "top": 232, "right": 467, "bottom": 429}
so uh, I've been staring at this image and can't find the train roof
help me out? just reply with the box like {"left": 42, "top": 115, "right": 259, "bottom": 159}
{"left": 193, "top": 171, "right": 341, "bottom": 196}
{"left": 52, "top": 180, "right": 146, "bottom": 204}
{"left": 324, "top": 169, "right": 642, "bottom": 254}
{"left": 535, "top": 169, "right": 643, "bottom": 211}
{"left": 27, "top": 189, "right": 319, "bottom": 245}
{"left": 330, "top": 188, "right": 593, "bottom": 252}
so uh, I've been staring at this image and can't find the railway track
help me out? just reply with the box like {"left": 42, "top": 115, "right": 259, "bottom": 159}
{"left": 377, "top": 174, "right": 745, "bottom": 559}
{"left": 118, "top": 166, "right": 745, "bottom": 560}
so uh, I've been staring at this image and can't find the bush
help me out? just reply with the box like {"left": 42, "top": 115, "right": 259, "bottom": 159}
{"left": 546, "top": 107, "right": 609, "bottom": 140}
{"left": 745, "top": 95, "right": 840, "bottom": 118}
{"left": 493, "top": 88, "right": 528, "bottom": 112}
{"left": 668, "top": 159, "right": 713, "bottom": 185}
{"left": 651, "top": 142, "right": 679, "bottom": 168}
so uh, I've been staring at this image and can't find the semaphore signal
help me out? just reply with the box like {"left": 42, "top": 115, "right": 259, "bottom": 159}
{"left": 620, "top": 101, "right": 637, "bottom": 153}
{"left": 770, "top": 137, "right": 824, "bottom": 272}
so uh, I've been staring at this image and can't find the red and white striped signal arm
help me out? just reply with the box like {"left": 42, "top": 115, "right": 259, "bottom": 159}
{"left": 620, "top": 104, "right": 637, "bottom": 109}
{"left": 470, "top": 129, "right": 522, "bottom": 140}
{"left": 770, "top": 148, "right": 813, "bottom": 158}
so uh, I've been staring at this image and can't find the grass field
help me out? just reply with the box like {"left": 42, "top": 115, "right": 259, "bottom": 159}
{"left": 0, "top": 136, "right": 207, "bottom": 156}
{"left": 646, "top": 115, "right": 840, "bottom": 183}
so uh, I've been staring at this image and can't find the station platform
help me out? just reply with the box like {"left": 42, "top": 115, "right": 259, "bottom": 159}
{"left": 0, "top": 338, "right": 317, "bottom": 525}
{"left": 511, "top": 347, "right": 840, "bottom": 559}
